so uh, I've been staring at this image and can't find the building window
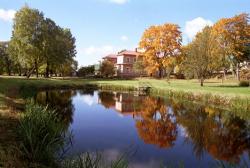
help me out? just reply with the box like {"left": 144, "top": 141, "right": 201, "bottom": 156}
{"left": 134, "top": 58, "right": 136, "bottom": 62}
{"left": 126, "top": 57, "right": 130, "bottom": 63}
{"left": 126, "top": 67, "right": 129, "bottom": 73}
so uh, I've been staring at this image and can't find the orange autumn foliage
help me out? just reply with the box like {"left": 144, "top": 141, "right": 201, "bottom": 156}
{"left": 213, "top": 13, "right": 250, "bottom": 62}
{"left": 139, "top": 23, "right": 182, "bottom": 77}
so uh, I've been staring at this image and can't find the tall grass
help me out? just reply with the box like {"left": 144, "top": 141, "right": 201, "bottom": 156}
{"left": 17, "top": 102, "right": 71, "bottom": 167}
{"left": 150, "top": 88, "right": 250, "bottom": 115}
{"left": 62, "top": 152, "right": 129, "bottom": 168}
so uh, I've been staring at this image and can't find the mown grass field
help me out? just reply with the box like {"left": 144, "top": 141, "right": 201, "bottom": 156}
{"left": 0, "top": 76, "right": 249, "bottom": 98}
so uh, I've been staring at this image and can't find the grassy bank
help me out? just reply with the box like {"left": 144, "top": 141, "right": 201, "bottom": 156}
{"left": 0, "top": 76, "right": 249, "bottom": 117}
{"left": 0, "top": 76, "right": 249, "bottom": 97}
{"left": 0, "top": 76, "right": 250, "bottom": 111}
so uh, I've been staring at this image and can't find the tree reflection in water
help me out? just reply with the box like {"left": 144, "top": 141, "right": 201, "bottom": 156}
{"left": 173, "top": 101, "right": 250, "bottom": 163}
{"left": 135, "top": 97, "right": 177, "bottom": 148}
{"left": 35, "top": 90, "right": 77, "bottom": 127}
{"left": 98, "top": 91, "right": 116, "bottom": 109}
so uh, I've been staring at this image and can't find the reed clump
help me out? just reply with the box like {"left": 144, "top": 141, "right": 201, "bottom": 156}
{"left": 17, "top": 102, "right": 71, "bottom": 167}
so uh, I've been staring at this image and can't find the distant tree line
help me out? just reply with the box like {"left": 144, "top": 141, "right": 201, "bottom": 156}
{"left": 77, "top": 65, "right": 95, "bottom": 77}
{"left": 0, "top": 5, "right": 77, "bottom": 78}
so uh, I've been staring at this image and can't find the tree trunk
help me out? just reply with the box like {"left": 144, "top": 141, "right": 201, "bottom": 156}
{"left": 7, "top": 64, "right": 11, "bottom": 76}
{"left": 236, "top": 63, "right": 240, "bottom": 81}
{"left": 26, "top": 66, "right": 36, "bottom": 79}
{"left": 5, "top": 58, "right": 11, "bottom": 76}
{"left": 45, "top": 61, "right": 50, "bottom": 78}
{"left": 18, "top": 65, "right": 22, "bottom": 76}
{"left": 223, "top": 69, "right": 227, "bottom": 81}
{"left": 34, "top": 60, "right": 39, "bottom": 78}
{"left": 158, "top": 67, "right": 162, "bottom": 78}
{"left": 200, "top": 77, "right": 204, "bottom": 87}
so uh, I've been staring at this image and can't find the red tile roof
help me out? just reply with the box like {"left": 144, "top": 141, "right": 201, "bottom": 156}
{"left": 118, "top": 50, "right": 139, "bottom": 56}
{"left": 103, "top": 54, "right": 117, "bottom": 59}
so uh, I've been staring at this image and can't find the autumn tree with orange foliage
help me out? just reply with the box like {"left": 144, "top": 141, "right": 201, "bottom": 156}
{"left": 213, "top": 13, "right": 250, "bottom": 81}
{"left": 139, "top": 23, "right": 182, "bottom": 78}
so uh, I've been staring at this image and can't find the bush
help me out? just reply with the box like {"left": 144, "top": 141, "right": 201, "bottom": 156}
{"left": 239, "top": 80, "right": 249, "bottom": 87}
{"left": 240, "top": 69, "right": 250, "bottom": 80}
{"left": 17, "top": 102, "right": 71, "bottom": 167}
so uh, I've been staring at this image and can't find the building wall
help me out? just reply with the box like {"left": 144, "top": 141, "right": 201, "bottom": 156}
{"left": 117, "top": 56, "right": 124, "bottom": 64}
{"left": 117, "top": 55, "right": 137, "bottom": 76}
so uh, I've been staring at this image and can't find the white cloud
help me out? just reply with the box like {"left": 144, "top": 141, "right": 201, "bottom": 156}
{"left": 0, "top": 9, "right": 16, "bottom": 22}
{"left": 184, "top": 17, "right": 213, "bottom": 40}
{"left": 77, "top": 45, "right": 119, "bottom": 66}
{"left": 82, "top": 95, "right": 95, "bottom": 106}
{"left": 109, "top": 0, "right": 129, "bottom": 5}
{"left": 120, "top": 35, "right": 128, "bottom": 41}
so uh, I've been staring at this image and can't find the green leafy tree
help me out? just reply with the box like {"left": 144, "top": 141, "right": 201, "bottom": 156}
{"left": 78, "top": 65, "right": 95, "bottom": 77}
{"left": 100, "top": 60, "right": 115, "bottom": 78}
{"left": 183, "top": 26, "right": 219, "bottom": 86}
{"left": 133, "top": 56, "right": 146, "bottom": 77}
{"left": 0, "top": 42, "right": 12, "bottom": 75}
{"left": 10, "top": 6, "right": 45, "bottom": 78}
{"left": 41, "top": 18, "right": 59, "bottom": 77}
{"left": 8, "top": 6, "right": 77, "bottom": 78}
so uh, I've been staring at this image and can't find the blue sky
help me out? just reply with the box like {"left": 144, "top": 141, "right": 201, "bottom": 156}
{"left": 0, "top": 0, "right": 249, "bottom": 66}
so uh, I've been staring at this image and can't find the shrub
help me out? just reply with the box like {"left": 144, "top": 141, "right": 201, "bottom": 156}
{"left": 17, "top": 102, "right": 71, "bottom": 167}
{"left": 239, "top": 80, "right": 249, "bottom": 87}
{"left": 240, "top": 69, "right": 250, "bottom": 80}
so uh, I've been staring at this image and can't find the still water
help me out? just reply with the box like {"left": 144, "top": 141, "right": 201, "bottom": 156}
{"left": 35, "top": 89, "right": 250, "bottom": 168}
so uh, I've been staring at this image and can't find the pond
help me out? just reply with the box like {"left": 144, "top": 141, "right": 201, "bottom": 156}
{"left": 34, "top": 89, "right": 250, "bottom": 168}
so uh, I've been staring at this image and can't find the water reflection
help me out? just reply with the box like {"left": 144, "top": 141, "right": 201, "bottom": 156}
{"left": 35, "top": 90, "right": 250, "bottom": 166}
{"left": 174, "top": 103, "right": 250, "bottom": 163}
{"left": 135, "top": 97, "right": 177, "bottom": 148}
{"left": 35, "top": 90, "right": 77, "bottom": 126}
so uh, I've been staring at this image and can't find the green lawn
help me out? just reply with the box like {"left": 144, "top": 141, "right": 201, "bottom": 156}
{"left": 0, "top": 76, "right": 249, "bottom": 98}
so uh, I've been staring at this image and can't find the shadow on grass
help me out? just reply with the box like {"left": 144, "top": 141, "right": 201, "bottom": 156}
{"left": 0, "top": 108, "right": 21, "bottom": 168}
{"left": 207, "top": 85, "right": 241, "bottom": 88}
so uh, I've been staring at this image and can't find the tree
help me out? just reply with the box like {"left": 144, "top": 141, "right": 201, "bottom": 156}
{"left": 0, "top": 42, "right": 12, "bottom": 75}
{"left": 183, "top": 26, "right": 219, "bottom": 86}
{"left": 139, "top": 23, "right": 182, "bottom": 78}
{"left": 8, "top": 6, "right": 77, "bottom": 78}
{"left": 133, "top": 56, "right": 146, "bottom": 77}
{"left": 10, "top": 6, "right": 45, "bottom": 78}
{"left": 41, "top": 18, "right": 59, "bottom": 78}
{"left": 78, "top": 65, "right": 95, "bottom": 77}
{"left": 54, "top": 28, "right": 77, "bottom": 77}
{"left": 100, "top": 60, "right": 115, "bottom": 78}
{"left": 213, "top": 13, "right": 250, "bottom": 81}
